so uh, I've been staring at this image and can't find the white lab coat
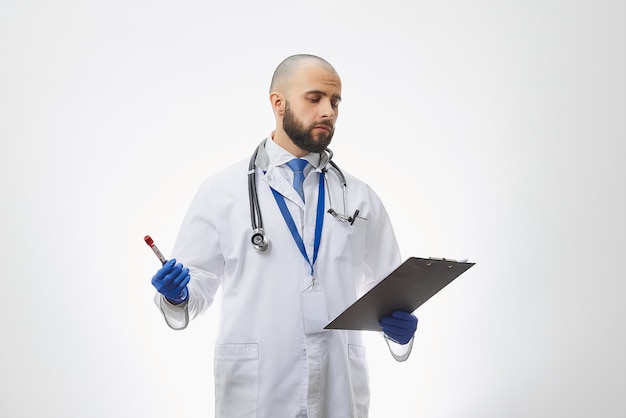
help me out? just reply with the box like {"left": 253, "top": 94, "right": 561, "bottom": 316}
{"left": 155, "top": 138, "right": 404, "bottom": 417}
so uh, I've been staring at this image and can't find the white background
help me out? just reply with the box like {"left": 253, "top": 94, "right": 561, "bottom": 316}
{"left": 1, "top": 0, "right": 625, "bottom": 417}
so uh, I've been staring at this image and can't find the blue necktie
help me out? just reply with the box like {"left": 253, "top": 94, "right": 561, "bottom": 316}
{"left": 286, "top": 158, "right": 308, "bottom": 202}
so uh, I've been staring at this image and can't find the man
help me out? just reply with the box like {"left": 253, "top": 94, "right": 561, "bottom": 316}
{"left": 151, "top": 54, "right": 418, "bottom": 417}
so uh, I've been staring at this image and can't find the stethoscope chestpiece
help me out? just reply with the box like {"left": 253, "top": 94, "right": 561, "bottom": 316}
{"left": 251, "top": 228, "right": 269, "bottom": 252}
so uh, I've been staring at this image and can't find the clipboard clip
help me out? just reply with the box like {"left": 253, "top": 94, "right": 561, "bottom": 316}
{"left": 428, "top": 257, "right": 469, "bottom": 267}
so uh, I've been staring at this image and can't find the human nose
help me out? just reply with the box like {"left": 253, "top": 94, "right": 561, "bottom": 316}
{"left": 319, "top": 99, "right": 336, "bottom": 120}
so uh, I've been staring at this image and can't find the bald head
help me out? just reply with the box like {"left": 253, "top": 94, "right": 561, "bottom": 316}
{"left": 270, "top": 54, "right": 338, "bottom": 94}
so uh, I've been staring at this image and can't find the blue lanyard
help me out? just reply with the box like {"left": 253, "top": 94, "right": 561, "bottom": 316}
{"left": 270, "top": 173, "right": 325, "bottom": 276}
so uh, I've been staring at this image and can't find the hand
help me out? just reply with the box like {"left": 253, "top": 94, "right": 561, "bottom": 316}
{"left": 379, "top": 310, "right": 418, "bottom": 345}
{"left": 151, "top": 259, "right": 190, "bottom": 304}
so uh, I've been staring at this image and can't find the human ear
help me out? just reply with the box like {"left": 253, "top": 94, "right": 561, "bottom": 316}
{"left": 270, "top": 92, "right": 285, "bottom": 116}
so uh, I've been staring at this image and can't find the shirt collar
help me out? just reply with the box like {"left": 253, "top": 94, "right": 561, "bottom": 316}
{"left": 265, "top": 134, "right": 321, "bottom": 170}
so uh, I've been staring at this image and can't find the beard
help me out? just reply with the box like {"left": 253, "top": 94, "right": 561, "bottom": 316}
{"left": 283, "top": 102, "right": 334, "bottom": 154}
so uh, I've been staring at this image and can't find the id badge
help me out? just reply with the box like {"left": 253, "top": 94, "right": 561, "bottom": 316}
{"left": 300, "top": 289, "right": 329, "bottom": 334}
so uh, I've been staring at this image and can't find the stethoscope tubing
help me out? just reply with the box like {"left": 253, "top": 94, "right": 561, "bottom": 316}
{"left": 248, "top": 145, "right": 263, "bottom": 232}
{"left": 247, "top": 143, "right": 347, "bottom": 251}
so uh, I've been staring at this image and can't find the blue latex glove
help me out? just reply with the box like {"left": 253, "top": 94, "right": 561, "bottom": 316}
{"left": 379, "top": 310, "right": 418, "bottom": 345}
{"left": 151, "top": 259, "right": 190, "bottom": 305}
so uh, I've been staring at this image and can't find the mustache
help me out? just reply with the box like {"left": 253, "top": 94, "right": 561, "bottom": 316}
{"left": 314, "top": 120, "right": 334, "bottom": 129}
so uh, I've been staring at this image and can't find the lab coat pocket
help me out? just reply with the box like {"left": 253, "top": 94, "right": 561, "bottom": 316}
{"left": 215, "top": 343, "right": 259, "bottom": 418}
{"left": 334, "top": 217, "right": 367, "bottom": 266}
{"left": 348, "top": 344, "right": 370, "bottom": 416}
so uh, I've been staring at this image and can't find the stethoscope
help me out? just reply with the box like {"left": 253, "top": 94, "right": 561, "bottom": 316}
{"left": 248, "top": 140, "right": 359, "bottom": 252}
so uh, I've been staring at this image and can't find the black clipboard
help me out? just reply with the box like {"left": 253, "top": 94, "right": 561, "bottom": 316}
{"left": 324, "top": 257, "right": 475, "bottom": 331}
